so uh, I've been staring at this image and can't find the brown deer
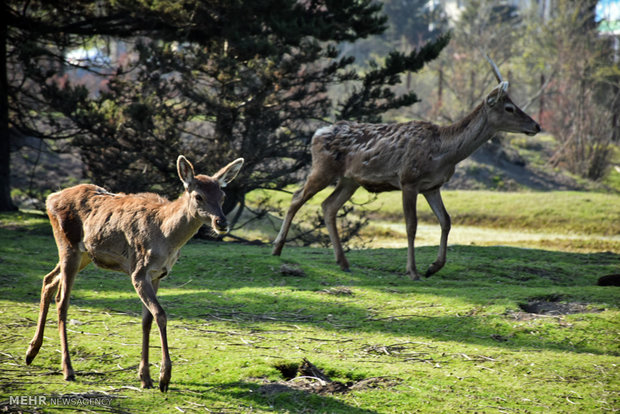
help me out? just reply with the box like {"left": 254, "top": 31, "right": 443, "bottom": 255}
{"left": 272, "top": 56, "right": 540, "bottom": 280}
{"left": 25, "top": 155, "right": 244, "bottom": 392}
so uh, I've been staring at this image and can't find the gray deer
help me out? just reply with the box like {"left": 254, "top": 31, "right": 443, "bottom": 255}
{"left": 272, "top": 56, "right": 540, "bottom": 280}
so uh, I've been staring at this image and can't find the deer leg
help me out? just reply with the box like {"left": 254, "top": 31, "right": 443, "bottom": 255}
{"left": 272, "top": 170, "right": 333, "bottom": 256}
{"left": 26, "top": 264, "right": 62, "bottom": 365}
{"left": 321, "top": 178, "right": 359, "bottom": 271}
{"left": 55, "top": 251, "right": 89, "bottom": 381}
{"left": 138, "top": 278, "right": 160, "bottom": 389}
{"left": 132, "top": 271, "right": 171, "bottom": 392}
{"left": 402, "top": 185, "right": 421, "bottom": 281}
{"left": 423, "top": 189, "right": 451, "bottom": 277}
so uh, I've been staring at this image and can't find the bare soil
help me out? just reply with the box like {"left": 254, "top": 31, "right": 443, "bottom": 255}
{"left": 261, "top": 358, "right": 400, "bottom": 396}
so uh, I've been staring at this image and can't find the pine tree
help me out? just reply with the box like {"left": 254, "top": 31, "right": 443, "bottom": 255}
{"left": 4, "top": 0, "right": 449, "bottom": 217}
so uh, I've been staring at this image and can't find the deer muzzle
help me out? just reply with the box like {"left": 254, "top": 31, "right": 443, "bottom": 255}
{"left": 525, "top": 122, "right": 542, "bottom": 136}
{"left": 212, "top": 216, "right": 229, "bottom": 234}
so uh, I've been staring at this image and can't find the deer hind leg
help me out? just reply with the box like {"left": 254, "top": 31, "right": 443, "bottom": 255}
{"left": 423, "top": 189, "right": 451, "bottom": 278}
{"left": 26, "top": 264, "right": 62, "bottom": 365}
{"left": 272, "top": 169, "right": 334, "bottom": 256}
{"left": 138, "top": 278, "right": 160, "bottom": 389}
{"left": 321, "top": 178, "right": 359, "bottom": 271}
{"left": 56, "top": 251, "right": 90, "bottom": 381}
{"left": 402, "top": 185, "right": 421, "bottom": 280}
{"left": 132, "top": 270, "right": 171, "bottom": 392}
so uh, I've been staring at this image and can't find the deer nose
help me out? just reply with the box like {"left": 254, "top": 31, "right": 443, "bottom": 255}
{"left": 215, "top": 218, "right": 227, "bottom": 229}
{"left": 534, "top": 123, "right": 541, "bottom": 133}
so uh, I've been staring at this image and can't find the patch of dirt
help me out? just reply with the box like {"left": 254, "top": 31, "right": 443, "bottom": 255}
{"left": 512, "top": 295, "right": 604, "bottom": 319}
{"left": 258, "top": 376, "right": 399, "bottom": 396}
{"left": 505, "top": 293, "right": 605, "bottom": 320}
{"left": 279, "top": 264, "right": 306, "bottom": 277}
{"left": 518, "top": 301, "right": 600, "bottom": 315}
{"left": 263, "top": 358, "right": 400, "bottom": 396}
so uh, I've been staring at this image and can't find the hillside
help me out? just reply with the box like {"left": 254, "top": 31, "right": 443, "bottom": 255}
{"left": 445, "top": 134, "right": 616, "bottom": 192}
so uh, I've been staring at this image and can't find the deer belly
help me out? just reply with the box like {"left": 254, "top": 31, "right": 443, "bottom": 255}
{"left": 89, "top": 251, "right": 129, "bottom": 273}
{"left": 347, "top": 165, "right": 401, "bottom": 193}
{"left": 83, "top": 237, "right": 132, "bottom": 274}
{"left": 359, "top": 180, "right": 400, "bottom": 193}
{"left": 418, "top": 165, "right": 455, "bottom": 191}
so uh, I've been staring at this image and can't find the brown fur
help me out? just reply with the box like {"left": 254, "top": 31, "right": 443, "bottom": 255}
{"left": 26, "top": 156, "right": 243, "bottom": 392}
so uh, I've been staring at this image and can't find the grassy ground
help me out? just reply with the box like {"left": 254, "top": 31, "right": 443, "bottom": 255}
{"left": 244, "top": 189, "right": 620, "bottom": 253}
{"left": 0, "top": 192, "right": 619, "bottom": 413}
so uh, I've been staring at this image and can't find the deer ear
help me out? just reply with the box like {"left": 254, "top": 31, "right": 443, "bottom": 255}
{"left": 214, "top": 158, "right": 244, "bottom": 188}
{"left": 486, "top": 81, "right": 509, "bottom": 107}
{"left": 177, "top": 155, "right": 195, "bottom": 190}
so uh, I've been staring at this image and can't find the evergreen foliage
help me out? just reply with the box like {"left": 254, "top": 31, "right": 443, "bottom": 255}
{"left": 3, "top": 0, "right": 448, "bottom": 216}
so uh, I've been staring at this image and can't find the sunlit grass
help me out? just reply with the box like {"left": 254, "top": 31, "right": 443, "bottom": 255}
{"left": 1, "top": 196, "right": 619, "bottom": 413}
{"left": 244, "top": 189, "right": 620, "bottom": 253}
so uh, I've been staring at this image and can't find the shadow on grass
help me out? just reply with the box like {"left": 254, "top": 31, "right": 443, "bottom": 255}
{"left": 173, "top": 380, "right": 378, "bottom": 414}
{"left": 71, "top": 290, "right": 618, "bottom": 355}
{"left": 0, "top": 210, "right": 52, "bottom": 236}
{"left": 2, "top": 230, "right": 619, "bottom": 357}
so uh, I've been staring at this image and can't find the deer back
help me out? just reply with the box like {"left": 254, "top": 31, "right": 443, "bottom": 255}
{"left": 46, "top": 184, "right": 186, "bottom": 273}
{"left": 312, "top": 121, "right": 443, "bottom": 192}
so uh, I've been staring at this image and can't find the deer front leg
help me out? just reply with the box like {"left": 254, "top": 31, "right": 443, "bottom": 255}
{"left": 132, "top": 271, "right": 171, "bottom": 392}
{"left": 26, "top": 264, "right": 61, "bottom": 365}
{"left": 138, "top": 278, "right": 160, "bottom": 389}
{"left": 139, "top": 304, "right": 154, "bottom": 388}
{"left": 55, "top": 252, "right": 85, "bottom": 381}
{"left": 423, "top": 189, "right": 451, "bottom": 277}
{"left": 272, "top": 188, "right": 304, "bottom": 256}
{"left": 402, "top": 185, "right": 421, "bottom": 280}
{"left": 272, "top": 170, "right": 332, "bottom": 256}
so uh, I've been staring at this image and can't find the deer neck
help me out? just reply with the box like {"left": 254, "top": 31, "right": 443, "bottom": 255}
{"left": 159, "top": 193, "right": 204, "bottom": 250}
{"left": 438, "top": 103, "right": 496, "bottom": 164}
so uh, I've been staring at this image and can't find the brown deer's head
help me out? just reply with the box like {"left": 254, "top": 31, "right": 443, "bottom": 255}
{"left": 177, "top": 155, "right": 244, "bottom": 234}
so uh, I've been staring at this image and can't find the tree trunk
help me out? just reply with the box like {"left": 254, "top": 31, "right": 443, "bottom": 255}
{"left": 0, "top": 15, "right": 17, "bottom": 211}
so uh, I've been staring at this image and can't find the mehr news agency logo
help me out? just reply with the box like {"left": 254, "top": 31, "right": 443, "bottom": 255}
{"left": 8, "top": 394, "right": 114, "bottom": 408}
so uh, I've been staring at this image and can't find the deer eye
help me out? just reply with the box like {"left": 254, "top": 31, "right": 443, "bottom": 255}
{"left": 505, "top": 104, "right": 515, "bottom": 113}
{"left": 196, "top": 194, "right": 205, "bottom": 203}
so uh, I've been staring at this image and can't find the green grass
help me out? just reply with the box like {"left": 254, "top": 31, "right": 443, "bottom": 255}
{"left": 250, "top": 189, "right": 619, "bottom": 236}
{"left": 1, "top": 206, "right": 619, "bottom": 413}
{"left": 245, "top": 189, "right": 620, "bottom": 253}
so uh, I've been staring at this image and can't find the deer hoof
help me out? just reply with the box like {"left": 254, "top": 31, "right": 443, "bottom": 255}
{"left": 272, "top": 243, "right": 283, "bottom": 256}
{"left": 25, "top": 344, "right": 41, "bottom": 365}
{"left": 159, "top": 364, "right": 171, "bottom": 392}
{"left": 141, "top": 378, "right": 154, "bottom": 389}
{"left": 338, "top": 260, "right": 350, "bottom": 272}
{"left": 407, "top": 271, "right": 422, "bottom": 281}
{"left": 25, "top": 352, "right": 35, "bottom": 365}
{"left": 425, "top": 261, "right": 445, "bottom": 278}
